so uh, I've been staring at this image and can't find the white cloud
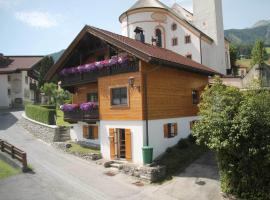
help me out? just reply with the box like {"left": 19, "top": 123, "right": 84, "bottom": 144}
{"left": 0, "top": 0, "right": 22, "bottom": 9}
{"left": 15, "top": 11, "right": 60, "bottom": 28}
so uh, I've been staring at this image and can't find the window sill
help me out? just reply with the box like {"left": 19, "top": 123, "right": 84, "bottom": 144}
{"left": 110, "top": 104, "right": 129, "bottom": 109}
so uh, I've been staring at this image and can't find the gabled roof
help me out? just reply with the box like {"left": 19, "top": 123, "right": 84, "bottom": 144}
{"left": 45, "top": 25, "right": 218, "bottom": 81}
{"left": 0, "top": 56, "right": 44, "bottom": 74}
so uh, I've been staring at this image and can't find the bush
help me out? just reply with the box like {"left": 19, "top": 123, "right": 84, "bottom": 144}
{"left": 193, "top": 77, "right": 270, "bottom": 200}
{"left": 40, "top": 105, "right": 56, "bottom": 109}
{"left": 177, "top": 138, "right": 189, "bottom": 149}
{"left": 25, "top": 105, "right": 56, "bottom": 125}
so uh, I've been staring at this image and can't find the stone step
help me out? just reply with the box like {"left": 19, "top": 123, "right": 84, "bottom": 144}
{"left": 110, "top": 163, "right": 123, "bottom": 170}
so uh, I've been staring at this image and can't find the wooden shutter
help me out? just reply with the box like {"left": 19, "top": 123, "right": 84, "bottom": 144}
{"left": 164, "top": 124, "right": 169, "bottom": 138}
{"left": 93, "top": 126, "right": 99, "bottom": 139}
{"left": 174, "top": 123, "right": 178, "bottom": 136}
{"left": 83, "top": 125, "right": 88, "bottom": 139}
{"left": 109, "top": 128, "right": 115, "bottom": 159}
{"left": 125, "top": 129, "right": 132, "bottom": 161}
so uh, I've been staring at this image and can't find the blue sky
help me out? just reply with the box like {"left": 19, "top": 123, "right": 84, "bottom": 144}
{"left": 0, "top": 0, "right": 269, "bottom": 55}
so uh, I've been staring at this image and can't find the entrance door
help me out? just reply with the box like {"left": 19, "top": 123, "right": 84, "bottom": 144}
{"left": 109, "top": 128, "right": 132, "bottom": 161}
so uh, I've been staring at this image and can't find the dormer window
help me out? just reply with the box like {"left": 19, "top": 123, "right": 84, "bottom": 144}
{"left": 171, "top": 23, "right": 177, "bottom": 31}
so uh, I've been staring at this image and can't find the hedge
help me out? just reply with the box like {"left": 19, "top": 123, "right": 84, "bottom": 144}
{"left": 25, "top": 105, "right": 56, "bottom": 125}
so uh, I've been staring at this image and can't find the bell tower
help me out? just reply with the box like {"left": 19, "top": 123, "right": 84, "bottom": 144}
{"left": 193, "top": 0, "right": 227, "bottom": 74}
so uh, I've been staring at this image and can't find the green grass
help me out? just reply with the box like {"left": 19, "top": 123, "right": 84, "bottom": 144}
{"left": 236, "top": 58, "right": 252, "bottom": 69}
{"left": 67, "top": 142, "right": 100, "bottom": 155}
{"left": 0, "top": 160, "right": 20, "bottom": 180}
{"left": 56, "top": 109, "right": 70, "bottom": 126}
{"left": 155, "top": 138, "right": 207, "bottom": 180}
{"left": 266, "top": 47, "right": 270, "bottom": 54}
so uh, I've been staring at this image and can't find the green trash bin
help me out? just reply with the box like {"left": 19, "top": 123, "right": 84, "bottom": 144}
{"left": 142, "top": 146, "right": 153, "bottom": 164}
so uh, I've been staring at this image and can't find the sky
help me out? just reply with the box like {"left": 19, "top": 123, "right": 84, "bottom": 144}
{"left": 0, "top": 0, "right": 269, "bottom": 55}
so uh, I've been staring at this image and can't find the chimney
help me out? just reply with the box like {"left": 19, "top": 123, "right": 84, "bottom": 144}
{"left": 134, "top": 27, "right": 145, "bottom": 43}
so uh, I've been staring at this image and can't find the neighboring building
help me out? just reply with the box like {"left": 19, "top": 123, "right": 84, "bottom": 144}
{"left": 0, "top": 55, "right": 43, "bottom": 109}
{"left": 221, "top": 64, "right": 270, "bottom": 89}
{"left": 119, "top": 0, "right": 230, "bottom": 75}
{"left": 45, "top": 26, "right": 217, "bottom": 164}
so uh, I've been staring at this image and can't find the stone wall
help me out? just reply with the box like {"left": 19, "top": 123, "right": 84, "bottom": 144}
{"left": 20, "top": 114, "right": 70, "bottom": 143}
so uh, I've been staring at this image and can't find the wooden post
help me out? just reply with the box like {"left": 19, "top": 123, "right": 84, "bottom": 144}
{"left": 11, "top": 145, "right": 14, "bottom": 158}
{"left": 0, "top": 140, "right": 4, "bottom": 152}
{"left": 22, "top": 153, "right": 28, "bottom": 171}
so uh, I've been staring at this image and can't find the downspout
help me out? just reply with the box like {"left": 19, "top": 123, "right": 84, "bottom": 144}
{"left": 199, "top": 34, "right": 203, "bottom": 64}
{"left": 144, "top": 73, "right": 149, "bottom": 146}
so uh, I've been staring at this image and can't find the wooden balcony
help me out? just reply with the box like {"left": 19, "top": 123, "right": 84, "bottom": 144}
{"left": 60, "top": 61, "right": 139, "bottom": 87}
{"left": 63, "top": 108, "right": 99, "bottom": 123}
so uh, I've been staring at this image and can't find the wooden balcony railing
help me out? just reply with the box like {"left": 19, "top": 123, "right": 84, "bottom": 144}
{"left": 60, "top": 61, "right": 139, "bottom": 87}
{"left": 0, "top": 139, "right": 28, "bottom": 171}
{"left": 63, "top": 108, "right": 99, "bottom": 123}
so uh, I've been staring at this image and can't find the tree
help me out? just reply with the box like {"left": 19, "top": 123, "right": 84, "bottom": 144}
{"left": 41, "top": 83, "right": 58, "bottom": 105}
{"left": 229, "top": 44, "right": 238, "bottom": 67}
{"left": 192, "top": 77, "right": 270, "bottom": 200}
{"left": 251, "top": 40, "right": 268, "bottom": 66}
{"left": 37, "top": 56, "right": 54, "bottom": 88}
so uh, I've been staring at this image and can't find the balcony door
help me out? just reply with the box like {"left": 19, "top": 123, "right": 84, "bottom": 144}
{"left": 87, "top": 92, "right": 98, "bottom": 103}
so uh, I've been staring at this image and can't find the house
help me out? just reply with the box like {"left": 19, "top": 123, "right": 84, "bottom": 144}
{"left": 45, "top": 25, "right": 218, "bottom": 164}
{"left": 119, "top": 0, "right": 231, "bottom": 75}
{"left": 0, "top": 54, "right": 43, "bottom": 109}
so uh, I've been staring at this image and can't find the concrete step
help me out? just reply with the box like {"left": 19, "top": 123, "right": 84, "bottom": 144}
{"left": 110, "top": 163, "right": 123, "bottom": 170}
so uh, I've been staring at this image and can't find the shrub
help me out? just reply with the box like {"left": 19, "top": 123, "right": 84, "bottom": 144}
{"left": 193, "top": 77, "right": 270, "bottom": 200}
{"left": 40, "top": 105, "right": 56, "bottom": 109}
{"left": 25, "top": 105, "right": 56, "bottom": 125}
{"left": 177, "top": 138, "right": 189, "bottom": 149}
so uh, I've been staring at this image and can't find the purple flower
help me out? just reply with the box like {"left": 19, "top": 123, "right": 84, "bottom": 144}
{"left": 77, "top": 65, "right": 85, "bottom": 73}
{"left": 80, "top": 102, "right": 98, "bottom": 111}
{"left": 60, "top": 104, "right": 79, "bottom": 112}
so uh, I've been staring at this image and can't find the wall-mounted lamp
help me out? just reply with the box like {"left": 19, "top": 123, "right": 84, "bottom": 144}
{"left": 128, "top": 76, "right": 140, "bottom": 92}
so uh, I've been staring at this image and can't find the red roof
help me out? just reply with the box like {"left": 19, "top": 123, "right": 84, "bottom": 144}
{"left": 0, "top": 56, "right": 44, "bottom": 74}
{"left": 45, "top": 25, "right": 218, "bottom": 80}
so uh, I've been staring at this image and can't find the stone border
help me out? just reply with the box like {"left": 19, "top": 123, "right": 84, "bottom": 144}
{"left": 22, "top": 113, "right": 57, "bottom": 128}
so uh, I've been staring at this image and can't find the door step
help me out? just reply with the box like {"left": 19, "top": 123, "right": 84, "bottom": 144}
{"left": 110, "top": 163, "right": 123, "bottom": 170}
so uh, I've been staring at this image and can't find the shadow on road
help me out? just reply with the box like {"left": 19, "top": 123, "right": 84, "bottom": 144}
{"left": 0, "top": 112, "right": 20, "bottom": 131}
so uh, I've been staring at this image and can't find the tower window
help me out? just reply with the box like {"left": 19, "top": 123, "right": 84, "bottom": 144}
{"left": 185, "top": 35, "right": 191, "bottom": 44}
{"left": 155, "top": 29, "right": 163, "bottom": 47}
{"left": 172, "top": 38, "right": 178, "bottom": 46}
{"left": 186, "top": 54, "right": 192, "bottom": 60}
{"left": 171, "top": 23, "right": 177, "bottom": 31}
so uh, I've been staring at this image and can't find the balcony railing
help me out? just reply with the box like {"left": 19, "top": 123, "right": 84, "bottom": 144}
{"left": 63, "top": 108, "right": 99, "bottom": 123}
{"left": 60, "top": 61, "right": 139, "bottom": 87}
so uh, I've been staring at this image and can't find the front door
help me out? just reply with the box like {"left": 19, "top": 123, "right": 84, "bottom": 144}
{"left": 109, "top": 128, "right": 132, "bottom": 161}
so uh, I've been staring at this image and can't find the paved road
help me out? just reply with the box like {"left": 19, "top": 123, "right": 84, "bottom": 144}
{"left": 0, "top": 110, "right": 221, "bottom": 200}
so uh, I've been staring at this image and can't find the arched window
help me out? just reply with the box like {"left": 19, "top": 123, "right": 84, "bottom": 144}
{"left": 171, "top": 23, "right": 177, "bottom": 31}
{"left": 155, "top": 29, "right": 162, "bottom": 47}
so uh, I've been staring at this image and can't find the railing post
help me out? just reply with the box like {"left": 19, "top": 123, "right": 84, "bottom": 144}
{"left": 22, "top": 153, "right": 28, "bottom": 171}
{"left": 11, "top": 145, "right": 15, "bottom": 158}
{"left": 0, "top": 140, "right": 4, "bottom": 152}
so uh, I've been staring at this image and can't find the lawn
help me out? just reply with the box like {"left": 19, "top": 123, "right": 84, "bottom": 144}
{"left": 266, "top": 47, "right": 270, "bottom": 54}
{"left": 56, "top": 109, "right": 70, "bottom": 126}
{"left": 236, "top": 58, "right": 252, "bottom": 69}
{"left": 155, "top": 137, "right": 207, "bottom": 180}
{"left": 67, "top": 142, "right": 100, "bottom": 155}
{"left": 0, "top": 160, "right": 20, "bottom": 180}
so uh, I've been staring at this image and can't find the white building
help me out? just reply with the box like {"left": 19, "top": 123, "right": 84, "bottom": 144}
{"left": 0, "top": 55, "right": 43, "bottom": 109}
{"left": 119, "top": 0, "right": 230, "bottom": 75}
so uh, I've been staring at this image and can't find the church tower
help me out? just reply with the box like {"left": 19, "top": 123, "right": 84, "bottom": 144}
{"left": 193, "top": 0, "right": 228, "bottom": 74}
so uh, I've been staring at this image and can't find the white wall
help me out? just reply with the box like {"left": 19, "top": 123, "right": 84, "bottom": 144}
{"left": 0, "top": 75, "right": 10, "bottom": 108}
{"left": 70, "top": 122, "right": 100, "bottom": 145}
{"left": 99, "top": 120, "right": 145, "bottom": 164}
{"left": 148, "top": 116, "right": 199, "bottom": 159}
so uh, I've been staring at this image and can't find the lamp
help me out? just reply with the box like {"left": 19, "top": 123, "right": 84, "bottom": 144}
{"left": 128, "top": 76, "right": 140, "bottom": 92}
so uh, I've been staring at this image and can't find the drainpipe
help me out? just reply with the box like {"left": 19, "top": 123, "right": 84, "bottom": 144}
{"left": 144, "top": 73, "right": 149, "bottom": 146}
{"left": 199, "top": 34, "right": 203, "bottom": 64}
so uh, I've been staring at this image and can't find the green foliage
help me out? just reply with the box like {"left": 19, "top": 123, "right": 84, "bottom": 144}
{"left": 0, "top": 160, "right": 20, "bottom": 180}
{"left": 36, "top": 56, "right": 54, "bottom": 88}
{"left": 193, "top": 77, "right": 270, "bottom": 200}
{"left": 229, "top": 44, "right": 238, "bottom": 67}
{"left": 25, "top": 104, "right": 56, "bottom": 125}
{"left": 41, "top": 83, "right": 71, "bottom": 105}
{"left": 251, "top": 40, "right": 268, "bottom": 66}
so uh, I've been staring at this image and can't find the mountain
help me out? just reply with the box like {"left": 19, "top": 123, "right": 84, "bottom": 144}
{"left": 48, "top": 49, "right": 65, "bottom": 63}
{"left": 225, "top": 20, "right": 270, "bottom": 46}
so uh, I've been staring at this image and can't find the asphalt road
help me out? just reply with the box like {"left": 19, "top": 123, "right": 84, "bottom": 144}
{"left": 0, "top": 110, "right": 221, "bottom": 200}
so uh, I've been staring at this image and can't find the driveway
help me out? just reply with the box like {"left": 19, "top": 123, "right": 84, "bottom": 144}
{"left": 0, "top": 110, "right": 221, "bottom": 200}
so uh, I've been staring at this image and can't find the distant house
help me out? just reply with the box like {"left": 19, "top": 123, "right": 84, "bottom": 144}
{"left": 45, "top": 25, "right": 217, "bottom": 164}
{"left": 0, "top": 55, "right": 43, "bottom": 109}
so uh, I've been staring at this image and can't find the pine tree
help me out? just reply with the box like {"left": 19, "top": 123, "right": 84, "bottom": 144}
{"left": 251, "top": 40, "right": 268, "bottom": 66}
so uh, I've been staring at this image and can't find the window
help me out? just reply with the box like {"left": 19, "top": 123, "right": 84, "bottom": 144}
{"left": 171, "top": 23, "right": 177, "bottom": 31}
{"left": 192, "top": 90, "right": 199, "bottom": 105}
{"left": 25, "top": 76, "right": 28, "bottom": 84}
{"left": 7, "top": 75, "right": 11, "bottom": 82}
{"left": 186, "top": 54, "right": 192, "bottom": 60}
{"left": 155, "top": 29, "right": 163, "bottom": 47}
{"left": 164, "top": 123, "right": 178, "bottom": 138}
{"left": 185, "top": 35, "right": 191, "bottom": 44}
{"left": 87, "top": 92, "right": 98, "bottom": 102}
{"left": 111, "top": 87, "right": 128, "bottom": 106}
{"left": 172, "top": 38, "right": 178, "bottom": 46}
{"left": 83, "top": 125, "right": 98, "bottom": 140}
{"left": 7, "top": 88, "right": 11, "bottom": 96}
